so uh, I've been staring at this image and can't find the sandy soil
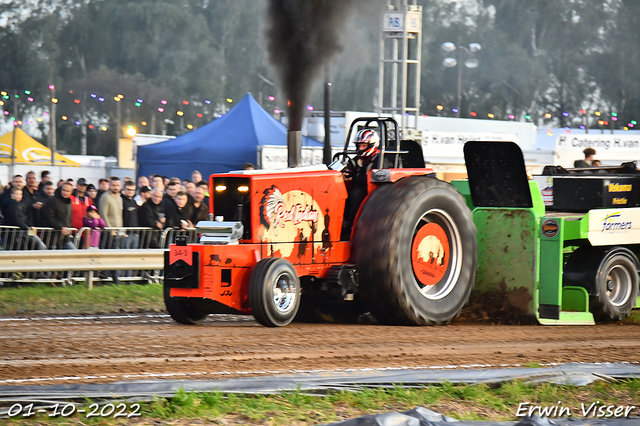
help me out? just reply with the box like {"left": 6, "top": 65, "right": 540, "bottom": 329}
{"left": 0, "top": 313, "right": 639, "bottom": 386}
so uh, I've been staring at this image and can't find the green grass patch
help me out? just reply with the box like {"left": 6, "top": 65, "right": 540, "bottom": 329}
{"left": 624, "top": 308, "right": 640, "bottom": 324}
{"left": 4, "top": 380, "right": 640, "bottom": 425}
{"left": 2, "top": 282, "right": 640, "bottom": 323}
{"left": 0, "top": 283, "right": 164, "bottom": 315}
{"left": 523, "top": 362, "right": 544, "bottom": 368}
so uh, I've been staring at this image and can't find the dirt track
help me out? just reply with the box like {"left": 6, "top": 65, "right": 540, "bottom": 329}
{"left": 1, "top": 313, "right": 639, "bottom": 386}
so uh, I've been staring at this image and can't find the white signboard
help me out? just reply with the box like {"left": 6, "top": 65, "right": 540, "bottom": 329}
{"left": 383, "top": 11, "right": 421, "bottom": 33}
{"left": 555, "top": 134, "right": 640, "bottom": 167}
{"left": 259, "top": 146, "right": 332, "bottom": 170}
{"left": 383, "top": 12, "right": 404, "bottom": 32}
{"left": 406, "top": 12, "right": 421, "bottom": 33}
{"left": 420, "top": 132, "right": 520, "bottom": 161}
{"left": 588, "top": 208, "right": 640, "bottom": 246}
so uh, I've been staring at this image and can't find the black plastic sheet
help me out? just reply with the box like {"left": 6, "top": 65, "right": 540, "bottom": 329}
{"left": 323, "top": 409, "right": 638, "bottom": 426}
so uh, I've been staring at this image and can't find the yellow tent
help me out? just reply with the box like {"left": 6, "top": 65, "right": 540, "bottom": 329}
{"left": 0, "top": 129, "right": 79, "bottom": 166}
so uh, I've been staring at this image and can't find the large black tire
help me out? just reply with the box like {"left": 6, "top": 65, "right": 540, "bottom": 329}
{"left": 352, "top": 176, "right": 477, "bottom": 325}
{"left": 249, "top": 257, "right": 301, "bottom": 327}
{"left": 564, "top": 246, "right": 639, "bottom": 322}
{"left": 163, "top": 284, "right": 209, "bottom": 325}
{"left": 592, "top": 248, "right": 638, "bottom": 321}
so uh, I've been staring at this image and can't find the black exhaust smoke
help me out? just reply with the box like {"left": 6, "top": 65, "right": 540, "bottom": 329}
{"left": 265, "top": 0, "right": 365, "bottom": 133}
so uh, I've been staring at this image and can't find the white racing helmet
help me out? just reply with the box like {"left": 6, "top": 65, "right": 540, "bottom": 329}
{"left": 353, "top": 129, "right": 380, "bottom": 158}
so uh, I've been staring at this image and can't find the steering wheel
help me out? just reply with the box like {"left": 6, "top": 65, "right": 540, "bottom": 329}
{"left": 332, "top": 152, "right": 356, "bottom": 172}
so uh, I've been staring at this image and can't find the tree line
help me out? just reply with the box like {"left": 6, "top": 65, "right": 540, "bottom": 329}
{"left": 0, "top": 0, "right": 637, "bottom": 157}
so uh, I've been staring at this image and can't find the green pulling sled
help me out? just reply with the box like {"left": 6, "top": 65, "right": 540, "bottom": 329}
{"left": 454, "top": 141, "right": 640, "bottom": 325}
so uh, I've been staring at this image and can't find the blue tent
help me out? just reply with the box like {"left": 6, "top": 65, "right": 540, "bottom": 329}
{"left": 137, "top": 93, "right": 321, "bottom": 179}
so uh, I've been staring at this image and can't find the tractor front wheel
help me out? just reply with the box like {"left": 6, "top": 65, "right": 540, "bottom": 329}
{"left": 163, "top": 284, "right": 209, "bottom": 325}
{"left": 249, "top": 257, "right": 301, "bottom": 327}
{"left": 353, "top": 177, "right": 477, "bottom": 325}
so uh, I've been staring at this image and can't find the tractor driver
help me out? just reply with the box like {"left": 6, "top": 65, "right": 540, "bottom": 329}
{"left": 341, "top": 128, "right": 381, "bottom": 239}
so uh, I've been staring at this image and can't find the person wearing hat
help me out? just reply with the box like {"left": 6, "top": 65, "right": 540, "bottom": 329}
{"left": 82, "top": 204, "right": 106, "bottom": 248}
{"left": 70, "top": 178, "right": 93, "bottom": 230}
{"left": 134, "top": 185, "right": 151, "bottom": 206}
{"left": 86, "top": 183, "right": 97, "bottom": 200}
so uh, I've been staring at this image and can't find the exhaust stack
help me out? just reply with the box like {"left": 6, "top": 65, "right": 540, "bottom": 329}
{"left": 287, "top": 130, "right": 302, "bottom": 168}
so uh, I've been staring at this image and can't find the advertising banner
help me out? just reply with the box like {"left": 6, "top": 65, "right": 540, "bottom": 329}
{"left": 420, "top": 131, "right": 520, "bottom": 161}
{"left": 588, "top": 207, "right": 640, "bottom": 246}
{"left": 259, "top": 146, "right": 331, "bottom": 170}
{"left": 555, "top": 134, "right": 640, "bottom": 167}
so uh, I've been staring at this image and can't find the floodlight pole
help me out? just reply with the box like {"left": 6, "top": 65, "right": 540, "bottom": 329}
{"left": 10, "top": 91, "right": 18, "bottom": 178}
{"left": 116, "top": 99, "right": 121, "bottom": 164}
{"left": 456, "top": 47, "right": 463, "bottom": 118}
{"left": 48, "top": 86, "right": 57, "bottom": 166}
{"left": 442, "top": 42, "right": 480, "bottom": 118}
{"left": 81, "top": 91, "right": 87, "bottom": 155}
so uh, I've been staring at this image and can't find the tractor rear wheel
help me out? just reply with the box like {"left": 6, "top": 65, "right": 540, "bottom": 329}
{"left": 592, "top": 248, "right": 638, "bottom": 321}
{"left": 352, "top": 177, "right": 477, "bottom": 325}
{"left": 163, "top": 284, "right": 209, "bottom": 325}
{"left": 249, "top": 257, "right": 301, "bottom": 327}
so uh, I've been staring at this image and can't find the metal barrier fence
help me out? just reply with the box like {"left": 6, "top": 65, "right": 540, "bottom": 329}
{"left": 72, "top": 227, "right": 199, "bottom": 250}
{"left": 0, "top": 226, "right": 78, "bottom": 251}
{"left": 161, "top": 228, "right": 199, "bottom": 247}
{"left": 0, "top": 226, "right": 200, "bottom": 286}
{"left": 0, "top": 250, "right": 165, "bottom": 289}
{"left": 0, "top": 226, "right": 79, "bottom": 285}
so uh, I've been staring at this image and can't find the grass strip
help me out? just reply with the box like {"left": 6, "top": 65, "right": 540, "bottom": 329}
{"left": 0, "top": 282, "right": 639, "bottom": 324}
{"left": 0, "top": 283, "right": 164, "bottom": 315}
{"left": 4, "top": 379, "right": 640, "bottom": 425}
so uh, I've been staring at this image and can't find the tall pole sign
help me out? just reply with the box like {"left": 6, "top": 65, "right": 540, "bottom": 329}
{"left": 379, "top": 1, "right": 422, "bottom": 131}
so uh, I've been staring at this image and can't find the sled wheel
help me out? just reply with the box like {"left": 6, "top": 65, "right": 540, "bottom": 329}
{"left": 592, "top": 249, "right": 638, "bottom": 321}
{"left": 353, "top": 176, "right": 477, "bottom": 325}
{"left": 163, "top": 283, "right": 209, "bottom": 325}
{"left": 249, "top": 257, "right": 301, "bottom": 327}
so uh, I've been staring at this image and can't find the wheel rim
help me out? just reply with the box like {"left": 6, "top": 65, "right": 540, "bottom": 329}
{"left": 410, "top": 209, "right": 463, "bottom": 300}
{"left": 272, "top": 272, "right": 297, "bottom": 314}
{"left": 605, "top": 263, "right": 633, "bottom": 307}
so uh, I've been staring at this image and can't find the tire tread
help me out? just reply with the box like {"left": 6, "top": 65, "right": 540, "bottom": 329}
{"left": 249, "top": 257, "right": 301, "bottom": 327}
{"left": 353, "top": 177, "right": 477, "bottom": 325}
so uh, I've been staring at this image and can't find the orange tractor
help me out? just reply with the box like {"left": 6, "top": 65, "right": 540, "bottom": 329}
{"left": 164, "top": 118, "right": 477, "bottom": 326}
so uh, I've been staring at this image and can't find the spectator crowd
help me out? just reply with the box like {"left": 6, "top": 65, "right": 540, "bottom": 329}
{"left": 0, "top": 169, "right": 211, "bottom": 252}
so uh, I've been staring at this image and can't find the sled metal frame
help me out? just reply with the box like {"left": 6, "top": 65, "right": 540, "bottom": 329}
{"left": 460, "top": 141, "right": 597, "bottom": 325}
{"left": 468, "top": 183, "right": 595, "bottom": 325}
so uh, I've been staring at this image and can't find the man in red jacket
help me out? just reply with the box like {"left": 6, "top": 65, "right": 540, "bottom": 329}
{"left": 70, "top": 178, "right": 93, "bottom": 230}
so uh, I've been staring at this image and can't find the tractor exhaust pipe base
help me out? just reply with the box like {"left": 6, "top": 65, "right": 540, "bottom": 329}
{"left": 287, "top": 130, "right": 302, "bottom": 168}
